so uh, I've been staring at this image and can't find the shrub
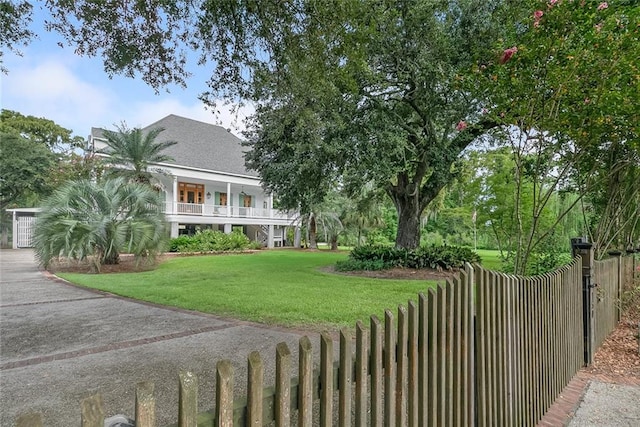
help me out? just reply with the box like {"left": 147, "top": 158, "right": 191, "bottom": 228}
{"left": 169, "top": 229, "right": 253, "bottom": 252}
{"left": 339, "top": 244, "right": 481, "bottom": 271}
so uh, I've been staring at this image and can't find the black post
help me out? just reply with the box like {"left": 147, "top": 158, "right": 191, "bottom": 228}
{"left": 571, "top": 237, "right": 595, "bottom": 366}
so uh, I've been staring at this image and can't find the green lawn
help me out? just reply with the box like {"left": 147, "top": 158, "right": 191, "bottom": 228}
{"left": 58, "top": 250, "right": 441, "bottom": 330}
{"left": 475, "top": 249, "right": 504, "bottom": 271}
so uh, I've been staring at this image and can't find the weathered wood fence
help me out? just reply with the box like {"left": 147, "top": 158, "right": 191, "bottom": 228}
{"left": 16, "top": 250, "right": 638, "bottom": 427}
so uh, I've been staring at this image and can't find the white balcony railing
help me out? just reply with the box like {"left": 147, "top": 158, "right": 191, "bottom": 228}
{"left": 167, "top": 202, "right": 296, "bottom": 221}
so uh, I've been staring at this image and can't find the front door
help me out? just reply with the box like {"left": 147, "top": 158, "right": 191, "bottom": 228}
{"left": 178, "top": 182, "right": 204, "bottom": 214}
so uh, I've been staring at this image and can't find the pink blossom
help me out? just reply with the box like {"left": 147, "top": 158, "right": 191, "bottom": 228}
{"left": 597, "top": 2, "right": 608, "bottom": 10}
{"left": 584, "top": 98, "right": 591, "bottom": 104}
{"left": 534, "top": 10, "right": 544, "bottom": 19}
{"left": 549, "top": 0, "right": 559, "bottom": 6}
{"left": 456, "top": 121, "right": 468, "bottom": 131}
{"left": 534, "top": 20, "right": 541, "bottom": 28}
{"left": 500, "top": 46, "right": 518, "bottom": 64}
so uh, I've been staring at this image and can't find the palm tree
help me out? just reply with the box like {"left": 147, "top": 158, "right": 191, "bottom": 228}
{"left": 99, "top": 123, "right": 177, "bottom": 185}
{"left": 33, "top": 178, "right": 167, "bottom": 271}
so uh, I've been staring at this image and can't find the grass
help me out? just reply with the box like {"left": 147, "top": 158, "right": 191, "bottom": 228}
{"left": 58, "top": 250, "right": 441, "bottom": 330}
{"left": 475, "top": 249, "right": 504, "bottom": 271}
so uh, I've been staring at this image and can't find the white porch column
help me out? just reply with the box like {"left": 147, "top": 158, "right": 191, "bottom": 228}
{"left": 226, "top": 182, "right": 232, "bottom": 217}
{"left": 269, "top": 193, "right": 274, "bottom": 218}
{"left": 170, "top": 222, "right": 179, "bottom": 238}
{"left": 12, "top": 211, "right": 18, "bottom": 249}
{"left": 224, "top": 223, "right": 232, "bottom": 234}
{"left": 267, "top": 224, "right": 275, "bottom": 249}
{"left": 172, "top": 176, "right": 178, "bottom": 214}
{"left": 294, "top": 226, "right": 302, "bottom": 248}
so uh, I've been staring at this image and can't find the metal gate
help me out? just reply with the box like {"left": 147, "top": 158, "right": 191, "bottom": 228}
{"left": 17, "top": 216, "right": 36, "bottom": 248}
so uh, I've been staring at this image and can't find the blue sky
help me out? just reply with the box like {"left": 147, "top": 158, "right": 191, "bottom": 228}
{"left": 1, "top": 8, "right": 253, "bottom": 139}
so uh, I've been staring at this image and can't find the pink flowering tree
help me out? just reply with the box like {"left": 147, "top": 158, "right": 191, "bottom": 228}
{"left": 482, "top": 0, "right": 640, "bottom": 268}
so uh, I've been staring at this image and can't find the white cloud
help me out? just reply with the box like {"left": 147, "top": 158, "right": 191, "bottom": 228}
{"left": 1, "top": 55, "right": 255, "bottom": 139}
{"left": 1, "top": 59, "right": 114, "bottom": 136}
{"left": 126, "top": 99, "right": 255, "bottom": 137}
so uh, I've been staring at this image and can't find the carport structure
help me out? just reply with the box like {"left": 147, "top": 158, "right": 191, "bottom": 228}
{"left": 5, "top": 208, "right": 40, "bottom": 248}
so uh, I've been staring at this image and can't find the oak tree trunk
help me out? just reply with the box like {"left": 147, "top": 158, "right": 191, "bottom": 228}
{"left": 394, "top": 195, "right": 422, "bottom": 249}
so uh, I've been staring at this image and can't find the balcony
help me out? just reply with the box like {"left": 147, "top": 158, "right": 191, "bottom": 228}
{"left": 164, "top": 202, "right": 296, "bottom": 221}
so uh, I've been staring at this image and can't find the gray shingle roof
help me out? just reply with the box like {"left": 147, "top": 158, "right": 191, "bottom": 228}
{"left": 92, "top": 115, "right": 257, "bottom": 177}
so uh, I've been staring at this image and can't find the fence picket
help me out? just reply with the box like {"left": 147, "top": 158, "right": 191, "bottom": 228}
{"left": 426, "top": 289, "right": 438, "bottom": 427}
{"left": 178, "top": 371, "right": 197, "bottom": 427}
{"left": 384, "top": 309, "right": 397, "bottom": 427}
{"left": 339, "top": 329, "right": 352, "bottom": 427}
{"left": 436, "top": 284, "right": 447, "bottom": 427}
{"left": 407, "top": 300, "right": 419, "bottom": 427}
{"left": 445, "top": 280, "right": 454, "bottom": 427}
{"left": 81, "top": 394, "right": 104, "bottom": 427}
{"left": 418, "top": 292, "right": 428, "bottom": 427}
{"left": 355, "top": 321, "right": 368, "bottom": 427}
{"left": 298, "top": 336, "right": 313, "bottom": 427}
{"left": 275, "top": 343, "right": 291, "bottom": 427}
{"left": 135, "top": 381, "right": 156, "bottom": 427}
{"left": 475, "top": 268, "right": 488, "bottom": 427}
{"left": 449, "top": 272, "right": 464, "bottom": 426}
{"left": 396, "top": 305, "right": 408, "bottom": 427}
{"left": 247, "top": 351, "right": 264, "bottom": 426}
{"left": 320, "top": 333, "right": 334, "bottom": 427}
{"left": 370, "top": 315, "right": 383, "bottom": 427}
{"left": 216, "top": 360, "right": 234, "bottom": 427}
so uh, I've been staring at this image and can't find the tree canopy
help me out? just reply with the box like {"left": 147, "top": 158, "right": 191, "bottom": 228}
{"left": 9, "top": 0, "right": 639, "bottom": 254}
{"left": 0, "top": 109, "right": 84, "bottom": 152}
{"left": 0, "top": 132, "right": 55, "bottom": 211}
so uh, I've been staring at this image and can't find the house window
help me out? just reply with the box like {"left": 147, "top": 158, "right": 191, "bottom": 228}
{"left": 243, "top": 195, "right": 252, "bottom": 208}
{"left": 178, "top": 182, "right": 204, "bottom": 204}
{"left": 215, "top": 192, "right": 228, "bottom": 206}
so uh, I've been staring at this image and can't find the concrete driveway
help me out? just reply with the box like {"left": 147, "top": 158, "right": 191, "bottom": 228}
{"left": 0, "top": 250, "right": 317, "bottom": 426}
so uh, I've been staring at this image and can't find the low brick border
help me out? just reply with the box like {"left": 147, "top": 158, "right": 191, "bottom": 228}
{"left": 538, "top": 370, "right": 640, "bottom": 426}
{"left": 537, "top": 371, "right": 591, "bottom": 426}
{"left": 0, "top": 323, "right": 238, "bottom": 371}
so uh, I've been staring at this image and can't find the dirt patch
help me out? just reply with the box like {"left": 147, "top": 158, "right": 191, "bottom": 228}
{"left": 46, "top": 254, "right": 168, "bottom": 274}
{"left": 321, "top": 265, "right": 457, "bottom": 281}
{"left": 46, "top": 251, "right": 261, "bottom": 274}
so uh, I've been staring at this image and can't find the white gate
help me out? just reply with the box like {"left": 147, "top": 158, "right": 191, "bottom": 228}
{"left": 17, "top": 216, "right": 36, "bottom": 248}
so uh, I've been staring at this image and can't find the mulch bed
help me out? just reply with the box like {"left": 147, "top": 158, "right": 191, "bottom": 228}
{"left": 321, "top": 265, "right": 457, "bottom": 281}
{"left": 46, "top": 254, "right": 169, "bottom": 274}
{"left": 584, "top": 287, "right": 640, "bottom": 383}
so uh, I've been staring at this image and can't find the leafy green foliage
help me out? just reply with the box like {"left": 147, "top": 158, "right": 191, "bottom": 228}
{"left": 33, "top": 178, "right": 167, "bottom": 270}
{"left": 0, "top": 1, "right": 35, "bottom": 72}
{"left": 0, "top": 132, "right": 56, "bottom": 210}
{"left": 169, "top": 229, "right": 256, "bottom": 253}
{"left": 339, "top": 244, "right": 481, "bottom": 272}
{"left": 0, "top": 109, "right": 84, "bottom": 152}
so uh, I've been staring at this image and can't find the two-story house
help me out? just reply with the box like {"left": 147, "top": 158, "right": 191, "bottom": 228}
{"left": 89, "top": 114, "right": 297, "bottom": 248}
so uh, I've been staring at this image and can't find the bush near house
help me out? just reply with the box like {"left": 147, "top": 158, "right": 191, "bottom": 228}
{"left": 169, "top": 229, "right": 261, "bottom": 252}
{"left": 336, "top": 244, "right": 481, "bottom": 271}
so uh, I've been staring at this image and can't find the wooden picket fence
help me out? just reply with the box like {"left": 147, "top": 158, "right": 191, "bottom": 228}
{"left": 16, "top": 253, "right": 638, "bottom": 427}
